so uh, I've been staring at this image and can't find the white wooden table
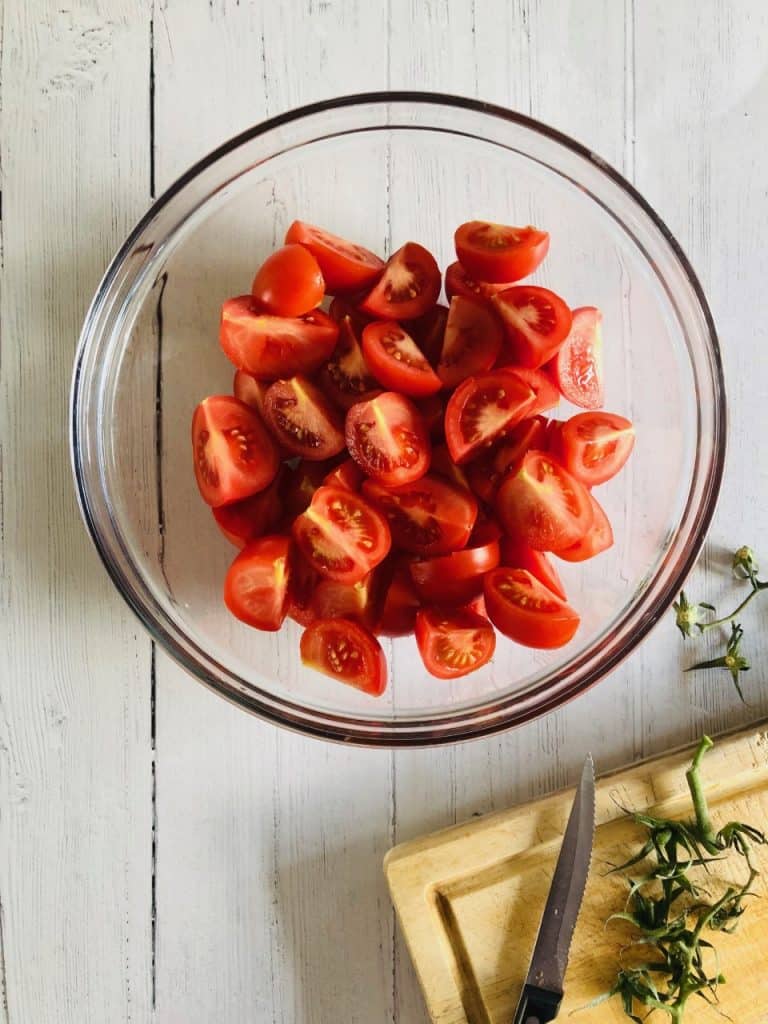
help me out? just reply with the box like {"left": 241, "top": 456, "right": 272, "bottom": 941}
{"left": 3, "top": 3, "right": 768, "bottom": 1021}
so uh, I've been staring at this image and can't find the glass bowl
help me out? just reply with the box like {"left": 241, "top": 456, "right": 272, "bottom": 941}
{"left": 71, "top": 93, "right": 725, "bottom": 746}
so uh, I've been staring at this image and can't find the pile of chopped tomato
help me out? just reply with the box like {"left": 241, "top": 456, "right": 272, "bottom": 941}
{"left": 192, "top": 219, "right": 635, "bottom": 697}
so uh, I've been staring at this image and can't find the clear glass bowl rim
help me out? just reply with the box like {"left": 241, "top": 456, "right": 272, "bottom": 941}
{"left": 70, "top": 90, "right": 726, "bottom": 747}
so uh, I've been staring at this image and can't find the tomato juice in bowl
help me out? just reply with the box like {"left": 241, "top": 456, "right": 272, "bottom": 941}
{"left": 71, "top": 93, "right": 725, "bottom": 745}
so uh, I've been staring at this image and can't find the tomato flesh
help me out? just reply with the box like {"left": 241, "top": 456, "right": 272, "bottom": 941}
{"left": 319, "top": 315, "right": 381, "bottom": 411}
{"left": 430, "top": 443, "right": 471, "bottom": 492}
{"left": 415, "top": 607, "right": 495, "bottom": 679}
{"left": 492, "top": 286, "right": 572, "bottom": 369}
{"left": 220, "top": 295, "right": 339, "bottom": 379}
{"left": 300, "top": 619, "right": 387, "bottom": 696}
{"left": 455, "top": 222, "right": 550, "bottom": 283}
{"left": 323, "top": 458, "right": 364, "bottom": 492}
{"left": 251, "top": 243, "right": 324, "bottom": 317}
{"left": 558, "top": 411, "right": 635, "bottom": 487}
{"left": 377, "top": 566, "right": 422, "bottom": 637}
{"left": 224, "top": 535, "right": 292, "bottom": 631}
{"left": 192, "top": 395, "right": 279, "bottom": 507}
{"left": 362, "top": 321, "right": 442, "bottom": 397}
{"left": 444, "top": 371, "right": 535, "bottom": 464}
{"left": 310, "top": 566, "right": 388, "bottom": 629}
{"left": 264, "top": 376, "right": 345, "bottom": 460}
{"left": 496, "top": 450, "right": 594, "bottom": 551}
{"left": 292, "top": 485, "right": 391, "bottom": 584}
{"left": 410, "top": 304, "right": 448, "bottom": 367}
{"left": 556, "top": 492, "right": 614, "bottom": 562}
{"left": 233, "top": 370, "right": 269, "bottom": 417}
{"left": 285, "top": 221, "right": 385, "bottom": 294}
{"left": 345, "top": 392, "right": 431, "bottom": 486}
{"left": 484, "top": 567, "right": 580, "bottom": 648}
{"left": 466, "top": 416, "right": 549, "bottom": 503}
{"left": 360, "top": 242, "right": 441, "bottom": 320}
{"left": 362, "top": 473, "right": 477, "bottom": 555}
{"left": 213, "top": 470, "right": 284, "bottom": 547}
{"left": 498, "top": 534, "right": 567, "bottom": 601}
{"left": 409, "top": 538, "right": 500, "bottom": 605}
{"left": 444, "top": 261, "right": 511, "bottom": 302}
{"left": 548, "top": 306, "right": 604, "bottom": 410}
{"left": 437, "top": 295, "right": 504, "bottom": 388}
{"left": 497, "top": 367, "right": 560, "bottom": 417}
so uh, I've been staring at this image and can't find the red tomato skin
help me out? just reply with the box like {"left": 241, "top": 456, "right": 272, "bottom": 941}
{"left": 495, "top": 367, "right": 560, "bottom": 417}
{"left": 287, "top": 545, "right": 321, "bottom": 626}
{"left": 492, "top": 286, "right": 573, "bottom": 369}
{"left": 465, "top": 416, "right": 549, "bottom": 503}
{"left": 345, "top": 392, "right": 431, "bottom": 487}
{"left": 361, "top": 321, "right": 442, "bottom": 398}
{"left": 444, "top": 371, "right": 536, "bottom": 464}
{"left": 361, "top": 474, "right": 478, "bottom": 556}
{"left": 414, "top": 393, "right": 446, "bottom": 441}
{"left": 455, "top": 222, "right": 550, "bottom": 283}
{"left": 410, "top": 304, "right": 449, "bottom": 367}
{"left": 437, "top": 295, "right": 504, "bottom": 388}
{"left": 212, "top": 470, "right": 284, "bottom": 547}
{"left": 285, "top": 221, "right": 385, "bottom": 294}
{"left": 498, "top": 534, "right": 567, "bottom": 601}
{"left": 377, "top": 566, "right": 422, "bottom": 637}
{"left": 310, "top": 566, "right": 388, "bottom": 630}
{"left": 300, "top": 619, "right": 387, "bottom": 696}
{"left": 555, "top": 492, "right": 614, "bottom": 561}
{"left": 430, "top": 443, "right": 471, "bottom": 492}
{"left": 220, "top": 296, "right": 339, "bottom": 379}
{"left": 233, "top": 370, "right": 269, "bottom": 417}
{"left": 484, "top": 567, "right": 580, "bottom": 649}
{"left": 444, "top": 261, "right": 511, "bottom": 302}
{"left": 250, "top": 243, "right": 325, "bottom": 317}
{"left": 409, "top": 540, "right": 500, "bottom": 605}
{"left": 547, "top": 306, "right": 604, "bottom": 410}
{"left": 192, "top": 395, "right": 280, "bottom": 507}
{"left": 223, "top": 535, "right": 292, "bottom": 631}
{"left": 559, "top": 411, "right": 635, "bottom": 487}
{"left": 323, "top": 459, "right": 364, "bottom": 492}
{"left": 360, "top": 242, "right": 441, "bottom": 321}
{"left": 414, "top": 607, "right": 496, "bottom": 679}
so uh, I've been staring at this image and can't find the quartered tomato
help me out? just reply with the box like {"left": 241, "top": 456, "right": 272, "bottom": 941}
{"left": 300, "top": 619, "right": 387, "bottom": 695}
{"left": 414, "top": 393, "right": 446, "bottom": 440}
{"left": 437, "top": 295, "right": 503, "bottom": 388}
{"left": 444, "top": 261, "right": 510, "bottom": 302}
{"left": 360, "top": 242, "right": 441, "bottom": 321}
{"left": 444, "top": 371, "right": 535, "bottom": 464}
{"left": 192, "top": 395, "right": 279, "bottom": 507}
{"left": 484, "top": 567, "right": 580, "bottom": 648}
{"left": 558, "top": 411, "right": 635, "bottom": 487}
{"left": 310, "top": 567, "right": 388, "bottom": 629}
{"left": 377, "top": 566, "right": 422, "bottom": 637}
{"left": 224, "top": 535, "right": 292, "bottom": 631}
{"left": 323, "top": 458, "right": 364, "bottom": 492}
{"left": 264, "top": 375, "right": 345, "bottom": 460}
{"left": 495, "top": 450, "right": 593, "bottom": 551}
{"left": 233, "top": 370, "right": 269, "bottom": 417}
{"left": 281, "top": 459, "right": 334, "bottom": 521}
{"left": 250, "top": 243, "right": 324, "bottom": 316}
{"left": 556, "top": 492, "right": 614, "bottom": 562}
{"left": 410, "top": 304, "right": 448, "bottom": 367}
{"left": 409, "top": 536, "right": 500, "bottom": 605}
{"left": 362, "top": 321, "right": 442, "bottom": 397}
{"left": 455, "top": 222, "right": 550, "bottom": 283}
{"left": 328, "top": 295, "right": 372, "bottom": 331}
{"left": 466, "top": 416, "right": 549, "bottom": 503}
{"left": 548, "top": 306, "right": 604, "bottom": 410}
{"left": 220, "top": 295, "right": 339, "bottom": 379}
{"left": 430, "top": 443, "right": 471, "bottom": 492}
{"left": 292, "top": 485, "right": 391, "bottom": 584}
{"left": 287, "top": 546, "right": 320, "bottom": 626}
{"left": 319, "top": 315, "right": 381, "bottom": 411}
{"left": 212, "top": 470, "right": 284, "bottom": 547}
{"left": 492, "top": 286, "right": 572, "bottom": 369}
{"left": 498, "top": 367, "right": 560, "bottom": 417}
{"left": 498, "top": 534, "right": 567, "bottom": 601}
{"left": 285, "top": 221, "right": 385, "bottom": 294}
{"left": 415, "top": 607, "right": 496, "bottom": 679}
{"left": 362, "top": 473, "right": 477, "bottom": 555}
{"left": 345, "top": 392, "right": 431, "bottom": 486}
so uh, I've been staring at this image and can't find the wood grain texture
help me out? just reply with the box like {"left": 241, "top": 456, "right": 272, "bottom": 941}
{"left": 1, "top": 2, "right": 768, "bottom": 1022}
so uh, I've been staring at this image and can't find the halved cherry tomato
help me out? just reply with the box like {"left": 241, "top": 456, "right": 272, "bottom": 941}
{"left": 430, "top": 443, "right": 471, "bottom": 492}
{"left": 492, "top": 286, "right": 572, "bottom": 369}
{"left": 360, "top": 242, "right": 441, "bottom": 321}
{"left": 251, "top": 243, "right": 324, "bottom": 317}
{"left": 323, "top": 458, "right": 364, "bottom": 492}
{"left": 285, "top": 221, "right": 385, "bottom": 294}
{"left": 558, "top": 411, "right": 635, "bottom": 487}
{"left": 192, "top": 395, "right": 279, "bottom": 507}
{"left": 496, "top": 450, "right": 593, "bottom": 551}
{"left": 264, "top": 376, "right": 345, "bottom": 461}
{"left": 498, "top": 534, "right": 567, "bottom": 601}
{"left": 346, "top": 392, "right": 431, "bottom": 486}
{"left": 224, "top": 535, "right": 292, "bottom": 631}
{"left": 444, "top": 261, "right": 510, "bottom": 302}
{"left": 310, "top": 566, "right": 388, "bottom": 629}
{"left": 548, "top": 307, "right": 604, "bottom": 410}
{"left": 497, "top": 367, "right": 560, "bottom": 416}
{"left": 414, "top": 393, "right": 446, "bottom": 440}
{"left": 300, "top": 619, "right": 387, "bottom": 696}
{"left": 455, "top": 222, "right": 550, "bottom": 284}
{"left": 409, "top": 537, "right": 500, "bottom": 605}
{"left": 287, "top": 545, "right": 320, "bottom": 626}
{"left": 362, "top": 474, "right": 477, "bottom": 555}
{"left": 484, "top": 567, "right": 580, "bottom": 648}
{"left": 292, "top": 485, "right": 391, "bottom": 584}
{"left": 319, "top": 315, "right": 381, "bottom": 411}
{"left": 556, "top": 492, "right": 614, "bottom": 562}
{"left": 362, "top": 321, "right": 442, "bottom": 397}
{"left": 233, "top": 370, "right": 269, "bottom": 417}
{"left": 415, "top": 607, "right": 495, "bottom": 679}
{"left": 213, "top": 470, "right": 284, "bottom": 547}
{"left": 377, "top": 566, "right": 422, "bottom": 637}
{"left": 444, "top": 371, "right": 535, "bottom": 464}
{"left": 466, "top": 416, "right": 549, "bottom": 503}
{"left": 410, "top": 304, "right": 448, "bottom": 367}
{"left": 437, "top": 295, "right": 503, "bottom": 388}
{"left": 220, "top": 296, "right": 339, "bottom": 379}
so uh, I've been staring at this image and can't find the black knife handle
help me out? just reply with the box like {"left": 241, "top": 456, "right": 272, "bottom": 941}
{"left": 512, "top": 984, "right": 563, "bottom": 1024}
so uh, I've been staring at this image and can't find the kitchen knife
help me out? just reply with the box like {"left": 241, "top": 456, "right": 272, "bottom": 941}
{"left": 512, "top": 754, "right": 596, "bottom": 1024}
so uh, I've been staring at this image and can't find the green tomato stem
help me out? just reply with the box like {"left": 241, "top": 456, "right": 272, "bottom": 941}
{"left": 700, "top": 579, "right": 768, "bottom": 630}
{"left": 686, "top": 735, "right": 717, "bottom": 846}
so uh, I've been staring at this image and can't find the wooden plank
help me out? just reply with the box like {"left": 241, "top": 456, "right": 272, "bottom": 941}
{"left": 0, "top": 3, "right": 153, "bottom": 1022}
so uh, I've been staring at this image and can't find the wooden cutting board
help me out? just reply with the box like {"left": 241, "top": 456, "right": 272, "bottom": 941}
{"left": 385, "top": 724, "right": 768, "bottom": 1023}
